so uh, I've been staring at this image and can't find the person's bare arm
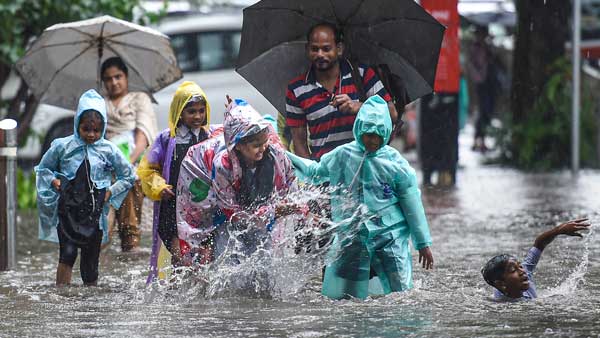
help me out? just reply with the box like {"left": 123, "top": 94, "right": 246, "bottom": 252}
{"left": 130, "top": 128, "right": 149, "bottom": 164}
{"left": 290, "top": 126, "right": 311, "bottom": 159}
{"left": 534, "top": 218, "right": 590, "bottom": 252}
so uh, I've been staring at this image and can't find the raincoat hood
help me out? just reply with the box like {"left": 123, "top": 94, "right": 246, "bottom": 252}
{"left": 224, "top": 98, "right": 271, "bottom": 152}
{"left": 168, "top": 81, "right": 211, "bottom": 137}
{"left": 75, "top": 89, "right": 107, "bottom": 140}
{"left": 353, "top": 94, "right": 392, "bottom": 152}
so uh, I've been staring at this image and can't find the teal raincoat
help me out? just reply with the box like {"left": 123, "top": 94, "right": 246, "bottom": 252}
{"left": 287, "top": 95, "right": 432, "bottom": 299}
{"left": 35, "top": 89, "right": 134, "bottom": 244}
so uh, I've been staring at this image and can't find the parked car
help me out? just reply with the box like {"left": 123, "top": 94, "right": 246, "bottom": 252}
{"left": 17, "top": 9, "right": 277, "bottom": 161}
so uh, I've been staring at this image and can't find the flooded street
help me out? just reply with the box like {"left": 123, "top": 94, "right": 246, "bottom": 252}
{"left": 2, "top": 134, "right": 600, "bottom": 338}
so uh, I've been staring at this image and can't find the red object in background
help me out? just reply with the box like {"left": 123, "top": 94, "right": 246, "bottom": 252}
{"left": 422, "top": 0, "right": 460, "bottom": 93}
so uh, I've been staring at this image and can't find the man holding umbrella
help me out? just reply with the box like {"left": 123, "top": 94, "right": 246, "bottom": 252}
{"left": 285, "top": 23, "right": 397, "bottom": 160}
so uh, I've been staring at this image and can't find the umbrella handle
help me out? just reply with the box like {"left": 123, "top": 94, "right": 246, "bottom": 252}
{"left": 96, "top": 37, "right": 104, "bottom": 92}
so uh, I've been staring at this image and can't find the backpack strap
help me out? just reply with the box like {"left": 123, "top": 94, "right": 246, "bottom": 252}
{"left": 349, "top": 60, "right": 367, "bottom": 102}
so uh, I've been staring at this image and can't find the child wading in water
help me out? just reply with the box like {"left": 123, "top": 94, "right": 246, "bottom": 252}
{"left": 138, "top": 81, "right": 216, "bottom": 282}
{"left": 36, "top": 89, "right": 134, "bottom": 286}
{"left": 211, "top": 99, "right": 298, "bottom": 258}
{"left": 287, "top": 95, "right": 434, "bottom": 300}
{"left": 482, "top": 218, "right": 591, "bottom": 301}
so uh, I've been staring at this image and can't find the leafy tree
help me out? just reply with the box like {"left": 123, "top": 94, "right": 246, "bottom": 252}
{"left": 504, "top": 0, "right": 597, "bottom": 169}
{"left": 0, "top": 0, "right": 163, "bottom": 144}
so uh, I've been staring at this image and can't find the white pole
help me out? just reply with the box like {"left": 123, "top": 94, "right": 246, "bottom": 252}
{"left": 572, "top": 0, "right": 581, "bottom": 176}
{"left": 0, "top": 118, "right": 17, "bottom": 270}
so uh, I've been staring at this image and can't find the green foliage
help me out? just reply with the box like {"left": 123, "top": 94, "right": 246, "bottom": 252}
{"left": 17, "top": 168, "right": 36, "bottom": 210}
{"left": 494, "top": 58, "right": 598, "bottom": 170}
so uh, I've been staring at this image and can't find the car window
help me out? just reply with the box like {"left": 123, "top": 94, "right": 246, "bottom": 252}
{"left": 170, "top": 34, "right": 199, "bottom": 72}
{"left": 170, "top": 31, "right": 241, "bottom": 72}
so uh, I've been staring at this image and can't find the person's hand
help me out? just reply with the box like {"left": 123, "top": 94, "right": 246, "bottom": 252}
{"left": 275, "top": 203, "right": 300, "bottom": 218}
{"left": 51, "top": 178, "right": 61, "bottom": 191}
{"left": 104, "top": 190, "right": 112, "bottom": 202}
{"left": 556, "top": 218, "right": 591, "bottom": 237}
{"left": 330, "top": 94, "right": 362, "bottom": 114}
{"left": 160, "top": 187, "right": 175, "bottom": 200}
{"left": 418, "top": 246, "right": 434, "bottom": 270}
{"left": 224, "top": 94, "right": 233, "bottom": 108}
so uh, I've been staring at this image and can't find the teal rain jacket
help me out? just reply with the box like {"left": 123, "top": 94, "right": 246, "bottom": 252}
{"left": 287, "top": 95, "right": 432, "bottom": 299}
{"left": 35, "top": 89, "right": 134, "bottom": 244}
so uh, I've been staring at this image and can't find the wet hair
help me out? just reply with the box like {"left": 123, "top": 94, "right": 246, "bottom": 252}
{"left": 79, "top": 109, "right": 103, "bottom": 124}
{"left": 101, "top": 56, "right": 128, "bottom": 77}
{"left": 481, "top": 254, "right": 517, "bottom": 287}
{"left": 238, "top": 127, "right": 269, "bottom": 145}
{"left": 78, "top": 110, "right": 104, "bottom": 136}
{"left": 183, "top": 94, "right": 206, "bottom": 109}
{"left": 307, "top": 22, "right": 343, "bottom": 44}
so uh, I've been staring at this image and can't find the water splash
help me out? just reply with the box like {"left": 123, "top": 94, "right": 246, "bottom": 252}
{"left": 144, "top": 185, "right": 380, "bottom": 301}
{"left": 543, "top": 221, "right": 594, "bottom": 297}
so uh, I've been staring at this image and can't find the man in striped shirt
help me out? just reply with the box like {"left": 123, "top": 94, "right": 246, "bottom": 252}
{"left": 286, "top": 23, "right": 397, "bottom": 160}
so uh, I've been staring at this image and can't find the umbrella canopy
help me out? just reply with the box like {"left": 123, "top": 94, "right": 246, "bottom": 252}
{"left": 15, "top": 15, "right": 182, "bottom": 110}
{"left": 236, "top": 0, "right": 445, "bottom": 113}
{"left": 461, "top": 11, "right": 516, "bottom": 28}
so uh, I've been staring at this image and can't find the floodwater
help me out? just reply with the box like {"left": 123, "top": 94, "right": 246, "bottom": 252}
{"left": 2, "top": 139, "right": 600, "bottom": 337}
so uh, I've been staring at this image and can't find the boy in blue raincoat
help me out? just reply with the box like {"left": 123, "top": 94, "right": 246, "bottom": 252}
{"left": 287, "top": 94, "right": 434, "bottom": 300}
{"left": 36, "top": 89, "right": 134, "bottom": 286}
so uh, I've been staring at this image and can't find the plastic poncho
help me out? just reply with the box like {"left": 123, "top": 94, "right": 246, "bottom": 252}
{"left": 137, "top": 81, "right": 216, "bottom": 283}
{"left": 176, "top": 127, "right": 226, "bottom": 257}
{"left": 35, "top": 89, "right": 134, "bottom": 244}
{"left": 211, "top": 99, "right": 296, "bottom": 239}
{"left": 287, "top": 94, "right": 432, "bottom": 299}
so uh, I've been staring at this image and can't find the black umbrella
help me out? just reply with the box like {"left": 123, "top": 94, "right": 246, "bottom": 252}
{"left": 236, "top": 0, "right": 445, "bottom": 113}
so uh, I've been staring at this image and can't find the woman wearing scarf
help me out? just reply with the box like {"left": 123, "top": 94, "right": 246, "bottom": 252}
{"left": 101, "top": 57, "right": 158, "bottom": 252}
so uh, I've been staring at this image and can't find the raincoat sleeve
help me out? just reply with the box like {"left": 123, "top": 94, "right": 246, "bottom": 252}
{"left": 107, "top": 143, "right": 135, "bottom": 209}
{"left": 35, "top": 139, "right": 64, "bottom": 237}
{"left": 394, "top": 159, "right": 432, "bottom": 250}
{"left": 283, "top": 150, "right": 298, "bottom": 193}
{"left": 211, "top": 157, "right": 243, "bottom": 218}
{"left": 285, "top": 151, "right": 331, "bottom": 185}
{"left": 176, "top": 138, "right": 222, "bottom": 247}
{"left": 137, "top": 133, "right": 170, "bottom": 201}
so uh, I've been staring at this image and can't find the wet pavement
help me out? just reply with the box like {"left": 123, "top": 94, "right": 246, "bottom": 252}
{"left": 1, "top": 126, "right": 600, "bottom": 337}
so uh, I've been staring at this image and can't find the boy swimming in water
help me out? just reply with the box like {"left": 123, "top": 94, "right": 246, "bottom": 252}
{"left": 481, "top": 218, "right": 590, "bottom": 301}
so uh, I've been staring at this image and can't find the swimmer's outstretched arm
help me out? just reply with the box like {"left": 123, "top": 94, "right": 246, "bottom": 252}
{"left": 533, "top": 218, "right": 591, "bottom": 251}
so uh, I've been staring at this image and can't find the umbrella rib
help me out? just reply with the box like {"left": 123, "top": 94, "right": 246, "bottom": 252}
{"left": 67, "top": 27, "right": 98, "bottom": 39}
{"left": 24, "top": 40, "right": 93, "bottom": 57}
{"left": 326, "top": 0, "right": 341, "bottom": 25}
{"left": 105, "top": 38, "right": 166, "bottom": 57}
{"left": 103, "top": 43, "right": 155, "bottom": 93}
{"left": 104, "top": 29, "right": 144, "bottom": 40}
{"left": 40, "top": 42, "right": 96, "bottom": 97}
{"left": 339, "top": 0, "right": 367, "bottom": 25}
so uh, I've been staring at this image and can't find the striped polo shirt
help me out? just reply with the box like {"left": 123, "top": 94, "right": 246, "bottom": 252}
{"left": 286, "top": 59, "right": 391, "bottom": 160}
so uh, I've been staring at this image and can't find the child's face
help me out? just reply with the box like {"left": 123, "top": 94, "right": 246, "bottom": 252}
{"left": 361, "top": 133, "right": 383, "bottom": 153}
{"left": 78, "top": 115, "right": 102, "bottom": 144}
{"left": 180, "top": 102, "right": 207, "bottom": 130}
{"left": 497, "top": 259, "right": 530, "bottom": 297}
{"left": 236, "top": 131, "right": 269, "bottom": 163}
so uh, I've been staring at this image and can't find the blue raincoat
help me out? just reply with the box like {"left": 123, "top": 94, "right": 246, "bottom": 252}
{"left": 287, "top": 95, "right": 432, "bottom": 299}
{"left": 35, "top": 89, "right": 135, "bottom": 244}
